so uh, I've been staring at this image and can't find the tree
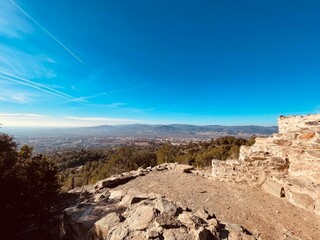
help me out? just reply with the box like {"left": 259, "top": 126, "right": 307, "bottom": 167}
{"left": 247, "top": 135, "right": 256, "bottom": 146}
{"left": 0, "top": 134, "right": 21, "bottom": 237}
{"left": 18, "top": 153, "right": 59, "bottom": 209}
{"left": 0, "top": 133, "right": 18, "bottom": 178}
{"left": 0, "top": 133, "right": 60, "bottom": 239}
{"left": 156, "top": 143, "right": 178, "bottom": 164}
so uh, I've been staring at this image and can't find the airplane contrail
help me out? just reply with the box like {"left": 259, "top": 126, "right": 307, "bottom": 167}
{"left": 61, "top": 92, "right": 108, "bottom": 104}
{"left": 0, "top": 71, "right": 86, "bottom": 102}
{"left": 0, "top": 73, "right": 89, "bottom": 105}
{"left": 9, "top": 0, "right": 83, "bottom": 63}
{"left": 0, "top": 75, "right": 73, "bottom": 100}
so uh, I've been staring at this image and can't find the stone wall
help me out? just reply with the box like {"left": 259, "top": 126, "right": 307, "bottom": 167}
{"left": 212, "top": 113, "right": 320, "bottom": 216}
{"left": 278, "top": 114, "right": 320, "bottom": 134}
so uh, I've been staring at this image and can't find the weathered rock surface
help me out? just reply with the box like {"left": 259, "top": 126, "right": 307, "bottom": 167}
{"left": 92, "top": 163, "right": 196, "bottom": 191}
{"left": 57, "top": 164, "right": 258, "bottom": 240}
{"left": 212, "top": 113, "right": 320, "bottom": 215}
{"left": 278, "top": 114, "right": 320, "bottom": 133}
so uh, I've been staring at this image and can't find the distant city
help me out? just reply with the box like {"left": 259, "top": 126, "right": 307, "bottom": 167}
{"left": 2, "top": 124, "right": 277, "bottom": 152}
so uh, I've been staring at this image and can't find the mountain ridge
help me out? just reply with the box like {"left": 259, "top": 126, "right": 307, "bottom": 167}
{"left": 3, "top": 123, "right": 278, "bottom": 138}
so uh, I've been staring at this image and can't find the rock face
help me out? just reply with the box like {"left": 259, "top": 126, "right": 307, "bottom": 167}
{"left": 278, "top": 114, "right": 320, "bottom": 133}
{"left": 212, "top": 113, "right": 320, "bottom": 215}
{"left": 58, "top": 164, "right": 258, "bottom": 240}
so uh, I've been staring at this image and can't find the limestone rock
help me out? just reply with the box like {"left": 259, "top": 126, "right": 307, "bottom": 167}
{"left": 163, "top": 228, "right": 191, "bottom": 240}
{"left": 94, "top": 174, "right": 137, "bottom": 189}
{"left": 155, "top": 197, "right": 178, "bottom": 216}
{"left": 58, "top": 186, "right": 257, "bottom": 240}
{"left": 155, "top": 212, "right": 182, "bottom": 229}
{"left": 212, "top": 113, "right": 320, "bottom": 216}
{"left": 126, "top": 205, "right": 155, "bottom": 230}
{"left": 92, "top": 212, "right": 122, "bottom": 238}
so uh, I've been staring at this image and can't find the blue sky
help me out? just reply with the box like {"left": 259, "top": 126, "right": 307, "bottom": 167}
{"left": 1, "top": 0, "right": 320, "bottom": 127}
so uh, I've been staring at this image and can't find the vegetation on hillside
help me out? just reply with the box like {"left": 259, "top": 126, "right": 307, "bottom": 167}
{"left": 54, "top": 145, "right": 158, "bottom": 190}
{"left": 0, "top": 131, "right": 255, "bottom": 239}
{"left": 0, "top": 133, "right": 60, "bottom": 240}
{"left": 52, "top": 136, "right": 255, "bottom": 190}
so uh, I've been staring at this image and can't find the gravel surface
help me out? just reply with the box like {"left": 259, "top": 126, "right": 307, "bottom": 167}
{"left": 115, "top": 170, "right": 320, "bottom": 240}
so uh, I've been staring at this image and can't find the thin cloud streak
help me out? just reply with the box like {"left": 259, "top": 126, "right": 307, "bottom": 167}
{"left": 9, "top": 0, "right": 83, "bottom": 63}
{"left": 0, "top": 72, "right": 89, "bottom": 105}
{"left": 0, "top": 113, "right": 148, "bottom": 127}
{"left": 92, "top": 102, "right": 127, "bottom": 108}
{"left": 0, "top": 113, "right": 48, "bottom": 117}
{"left": 61, "top": 92, "right": 107, "bottom": 104}
{"left": 0, "top": 44, "right": 57, "bottom": 79}
{"left": 0, "top": 75, "right": 72, "bottom": 100}
{"left": 101, "top": 65, "right": 186, "bottom": 103}
{"left": 1, "top": 71, "right": 73, "bottom": 99}
{"left": 0, "top": 88, "right": 34, "bottom": 103}
{"left": 65, "top": 116, "right": 139, "bottom": 122}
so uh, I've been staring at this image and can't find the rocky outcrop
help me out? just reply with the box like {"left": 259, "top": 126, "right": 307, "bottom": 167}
{"left": 58, "top": 164, "right": 258, "bottom": 240}
{"left": 278, "top": 114, "right": 320, "bottom": 133}
{"left": 212, "top": 113, "right": 320, "bottom": 216}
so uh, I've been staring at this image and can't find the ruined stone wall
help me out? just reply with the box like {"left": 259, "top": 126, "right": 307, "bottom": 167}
{"left": 212, "top": 113, "right": 320, "bottom": 215}
{"left": 239, "top": 114, "right": 320, "bottom": 182}
{"left": 278, "top": 114, "right": 320, "bottom": 133}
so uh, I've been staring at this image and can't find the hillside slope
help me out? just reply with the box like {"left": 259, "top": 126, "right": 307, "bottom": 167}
{"left": 58, "top": 163, "right": 320, "bottom": 240}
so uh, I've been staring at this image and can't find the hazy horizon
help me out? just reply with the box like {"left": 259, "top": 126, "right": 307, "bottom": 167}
{"left": 0, "top": 113, "right": 282, "bottom": 128}
{"left": 1, "top": 120, "right": 278, "bottom": 129}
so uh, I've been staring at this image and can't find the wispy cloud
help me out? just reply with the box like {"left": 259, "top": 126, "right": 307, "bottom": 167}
{"left": 0, "top": 71, "right": 129, "bottom": 108}
{"left": 128, "top": 104, "right": 179, "bottom": 113}
{"left": 61, "top": 92, "right": 108, "bottom": 104}
{"left": 65, "top": 116, "right": 142, "bottom": 123}
{"left": 9, "top": 0, "right": 83, "bottom": 63}
{"left": 71, "top": 85, "right": 79, "bottom": 92}
{"left": 0, "top": 44, "right": 56, "bottom": 79}
{"left": 0, "top": 113, "right": 48, "bottom": 118}
{"left": 0, "top": 89, "right": 34, "bottom": 104}
{"left": 0, "top": 113, "right": 147, "bottom": 127}
{"left": 101, "top": 102, "right": 127, "bottom": 108}
{"left": 0, "top": 71, "right": 89, "bottom": 105}
{"left": 0, "top": 0, "right": 33, "bottom": 38}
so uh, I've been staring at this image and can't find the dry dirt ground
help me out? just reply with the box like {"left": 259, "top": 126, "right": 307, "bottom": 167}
{"left": 114, "top": 169, "right": 320, "bottom": 240}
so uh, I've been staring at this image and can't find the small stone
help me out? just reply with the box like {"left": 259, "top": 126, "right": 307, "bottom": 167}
{"left": 109, "top": 224, "right": 129, "bottom": 240}
{"left": 163, "top": 228, "right": 191, "bottom": 240}
{"left": 109, "top": 190, "right": 126, "bottom": 202}
{"left": 195, "top": 208, "right": 216, "bottom": 220}
{"left": 127, "top": 205, "right": 155, "bottom": 230}
{"left": 93, "top": 212, "right": 121, "bottom": 238}
{"left": 155, "top": 212, "right": 182, "bottom": 229}
{"left": 155, "top": 198, "right": 177, "bottom": 216}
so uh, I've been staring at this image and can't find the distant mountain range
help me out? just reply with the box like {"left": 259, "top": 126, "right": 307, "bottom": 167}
{"left": 3, "top": 124, "right": 278, "bottom": 138}
{"left": 80, "top": 124, "right": 278, "bottom": 135}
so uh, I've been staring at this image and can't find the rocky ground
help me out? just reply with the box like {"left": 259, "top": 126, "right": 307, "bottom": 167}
{"left": 61, "top": 163, "right": 320, "bottom": 240}
{"left": 58, "top": 114, "right": 320, "bottom": 240}
{"left": 59, "top": 164, "right": 258, "bottom": 240}
{"left": 112, "top": 165, "right": 320, "bottom": 240}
